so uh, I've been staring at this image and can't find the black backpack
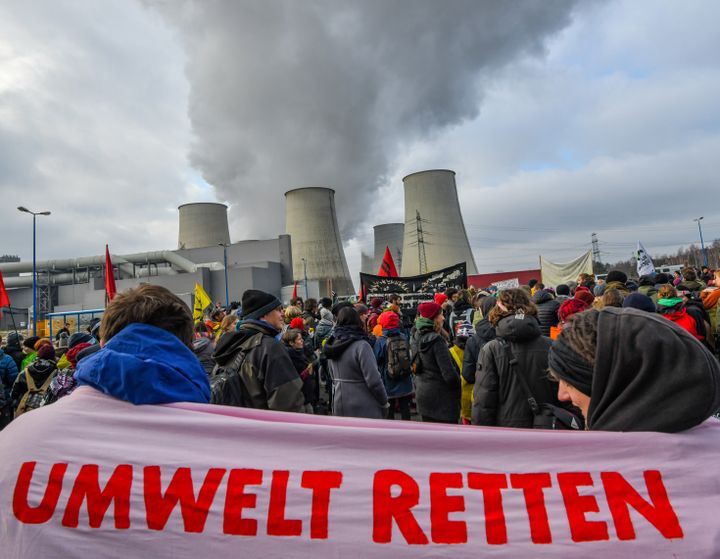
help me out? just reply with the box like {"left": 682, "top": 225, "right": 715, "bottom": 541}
{"left": 386, "top": 335, "right": 413, "bottom": 380}
{"left": 209, "top": 348, "right": 250, "bottom": 407}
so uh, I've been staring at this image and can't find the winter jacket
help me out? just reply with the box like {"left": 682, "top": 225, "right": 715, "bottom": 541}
{"left": 532, "top": 290, "right": 560, "bottom": 337}
{"left": 586, "top": 307, "right": 720, "bottom": 432}
{"left": 448, "top": 302, "right": 475, "bottom": 336}
{"left": 374, "top": 329, "right": 414, "bottom": 399}
{"left": 0, "top": 349, "right": 19, "bottom": 402}
{"left": 412, "top": 326, "right": 460, "bottom": 422}
{"left": 461, "top": 318, "right": 496, "bottom": 384}
{"left": 604, "top": 281, "right": 630, "bottom": 296}
{"left": 472, "top": 314, "right": 558, "bottom": 428}
{"left": 285, "top": 345, "right": 319, "bottom": 406}
{"left": 3, "top": 342, "right": 24, "bottom": 371}
{"left": 11, "top": 359, "right": 57, "bottom": 414}
{"left": 657, "top": 301, "right": 701, "bottom": 340}
{"left": 677, "top": 279, "right": 706, "bottom": 293}
{"left": 450, "top": 345, "right": 472, "bottom": 421}
{"left": 192, "top": 337, "right": 216, "bottom": 375}
{"left": 314, "top": 308, "right": 334, "bottom": 349}
{"left": 700, "top": 287, "right": 720, "bottom": 335}
{"left": 213, "top": 321, "right": 305, "bottom": 412}
{"left": 324, "top": 334, "right": 387, "bottom": 419}
{"left": 75, "top": 323, "right": 210, "bottom": 405}
{"left": 637, "top": 284, "right": 658, "bottom": 302}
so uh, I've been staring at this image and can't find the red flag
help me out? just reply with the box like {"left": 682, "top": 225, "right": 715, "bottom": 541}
{"left": 292, "top": 281, "right": 298, "bottom": 299}
{"left": 358, "top": 284, "right": 366, "bottom": 303}
{"left": 0, "top": 270, "right": 10, "bottom": 318}
{"left": 105, "top": 244, "right": 117, "bottom": 303}
{"left": 377, "top": 246, "right": 398, "bottom": 277}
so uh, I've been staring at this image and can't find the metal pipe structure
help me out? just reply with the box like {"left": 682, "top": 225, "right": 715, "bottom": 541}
{"left": 2, "top": 266, "right": 177, "bottom": 288}
{"left": 400, "top": 170, "right": 478, "bottom": 276}
{"left": 17, "top": 206, "right": 51, "bottom": 336}
{"left": 694, "top": 217, "right": 709, "bottom": 267}
{"left": 285, "top": 187, "right": 354, "bottom": 297}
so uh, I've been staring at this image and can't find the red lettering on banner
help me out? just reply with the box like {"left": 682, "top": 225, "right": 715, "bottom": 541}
{"left": 267, "top": 470, "right": 302, "bottom": 536}
{"left": 61, "top": 464, "right": 133, "bottom": 529}
{"left": 372, "top": 469, "right": 429, "bottom": 545}
{"left": 13, "top": 462, "right": 68, "bottom": 524}
{"left": 602, "top": 470, "right": 683, "bottom": 540}
{"left": 300, "top": 471, "right": 343, "bottom": 539}
{"left": 558, "top": 472, "right": 609, "bottom": 542}
{"left": 510, "top": 473, "right": 553, "bottom": 544}
{"left": 467, "top": 473, "right": 508, "bottom": 545}
{"left": 223, "top": 468, "right": 263, "bottom": 536}
{"left": 144, "top": 466, "right": 226, "bottom": 533}
{"left": 429, "top": 473, "right": 466, "bottom": 544}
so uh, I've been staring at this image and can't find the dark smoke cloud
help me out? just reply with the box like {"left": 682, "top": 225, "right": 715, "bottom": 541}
{"left": 150, "top": 0, "right": 578, "bottom": 238}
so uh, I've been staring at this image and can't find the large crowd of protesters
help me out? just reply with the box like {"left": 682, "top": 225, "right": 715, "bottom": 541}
{"left": 1, "top": 264, "right": 719, "bottom": 433}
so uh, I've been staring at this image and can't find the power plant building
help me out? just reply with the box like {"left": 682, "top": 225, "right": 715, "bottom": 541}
{"left": 400, "top": 169, "right": 478, "bottom": 276}
{"left": 372, "top": 223, "right": 404, "bottom": 274}
{"left": 285, "top": 187, "right": 354, "bottom": 297}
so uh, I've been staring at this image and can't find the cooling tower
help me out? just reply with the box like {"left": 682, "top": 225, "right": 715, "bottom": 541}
{"left": 360, "top": 251, "right": 374, "bottom": 275}
{"left": 178, "top": 203, "right": 231, "bottom": 249}
{"left": 285, "top": 187, "right": 354, "bottom": 296}
{"left": 400, "top": 170, "right": 478, "bottom": 276}
{"left": 372, "top": 223, "right": 404, "bottom": 274}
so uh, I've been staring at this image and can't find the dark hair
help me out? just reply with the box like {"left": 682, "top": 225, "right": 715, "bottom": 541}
{"left": 99, "top": 284, "right": 194, "bottom": 347}
{"left": 336, "top": 306, "right": 364, "bottom": 329}
{"left": 290, "top": 297, "right": 303, "bottom": 307}
{"left": 682, "top": 268, "right": 696, "bottom": 281}
{"left": 558, "top": 309, "right": 599, "bottom": 366}
{"left": 528, "top": 279, "right": 538, "bottom": 288}
{"left": 332, "top": 301, "right": 354, "bottom": 317}
{"left": 304, "top": 298, "right": 318, "bottom": 313}
{"left": 444, "top": 288, "right": 458, "bottom": 299}
{"left": 556, "top": 284, "right": 570, "bottom": 296}
{"left": 389, "top": 293, "right": 401, "bottom": 303}
{"left": 535, "top": 283, "right": 545, "bottom": 290}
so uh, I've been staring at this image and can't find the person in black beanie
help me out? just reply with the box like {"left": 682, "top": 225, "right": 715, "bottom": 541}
{"left": 212, "top": 289, "right": 306, "bottom": 412}
{"left": 604, "top": 270, "right": 629, "bottom": 296}
{"left": 548, "top": 307, "right": 720, "bottom": 432}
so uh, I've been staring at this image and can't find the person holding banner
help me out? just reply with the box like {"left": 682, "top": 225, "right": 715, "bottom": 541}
{"left": 549, "top": 307, "right": 720, "bottom": 432}
{"left": 412, "top": 302, "right": 461, "bottom": 424}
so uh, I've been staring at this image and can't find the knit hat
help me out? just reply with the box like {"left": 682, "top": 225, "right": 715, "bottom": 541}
{"left": 606, "top": 270, "right": 627, "bottom": 284}
{"left": 654, "top": 273, "right": 670, "bottom": 285}
{"left": 23, "top": 336, "right": 39, "bottom": 350}
{"left": 65, "top": 342, "right": 92, "bottom": 367}
{"left": 433, "top": 293, "right": 448, "bottom": 305}
{"left": 574, "top": 288, "right": 595, "bottom": 306}
{"left": 68, "top": 331, "right": 92, "bottom": 349}
{"left": 289, "top": 317, "right": 305, "bottom": 331}
{"left": 36, "top": 344, "right": 56, "bottom": 361}
{"left": 418, "top": 302, "right": 442, "bottom": 319}
{"left": 378, "top": 311, "right": 400, "bottom": 330}
{"left": 622, "top": 292, "right": 656, "bottom": 313}
{"left": 369, "top": 297, "right": 384, "bottom": 309}
{"left": 241, "top": 289, "right": 282, "bottom": 320}
{"left": 34, "top": 338, "right": 52, "bottom": 351}
{"left": 6, "top": 331, "right": 22, "bottom": 345}
{"left": 548, "top": 332, "right": 593, "bottom": 397}
{"left": 558, "top": 298, "right": 589, "bottom": 323}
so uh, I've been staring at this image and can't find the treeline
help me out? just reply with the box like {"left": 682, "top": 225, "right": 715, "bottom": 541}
{"left": 595, "top": 239, "right": 720, "bottom": 277}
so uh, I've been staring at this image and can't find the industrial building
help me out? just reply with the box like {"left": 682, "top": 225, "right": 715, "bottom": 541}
{"left": 0, "top": 204, "right": 293, "bottom": 333}
{"left": 400, "top": 169, "right": 478, "bottom": 276}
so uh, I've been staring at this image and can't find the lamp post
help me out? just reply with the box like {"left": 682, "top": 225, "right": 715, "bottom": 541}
{"left": 17, "top": 206, "right": 51, "bottom": 336}
{"left": 301, "top": 257, "right": 309, "bottom": 300}
{"left": 693, "top": 217, "right": 708, "bottom": 268}
{"left": 219, "top": 243, "right": 230, "bottom": 307}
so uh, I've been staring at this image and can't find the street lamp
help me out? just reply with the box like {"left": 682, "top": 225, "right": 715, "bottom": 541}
{"left": 218, "top": 243, "right": 230, "bottom": 307}
{"left": 693, "top": 217, "right": 708, "bottom": 268}
{"left": 17, "top": 206, "right": 51, "bottom": 336}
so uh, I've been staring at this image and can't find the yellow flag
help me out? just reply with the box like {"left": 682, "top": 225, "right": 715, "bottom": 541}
{"left": 193, "top": 283, "right": 212, "bottom": 322}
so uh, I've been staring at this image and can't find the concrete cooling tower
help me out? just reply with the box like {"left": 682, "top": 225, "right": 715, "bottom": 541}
{"left": 400, "top": 169, "right": 478, "bottom": 276}
{"left": 178, "top": 203, "right": 231, "bottom": 249}
{"left": 285, "top": 187, "right": 354, "bottom": 296}
{"left": 372, "top": 223, "right": 404, "bottom": 274}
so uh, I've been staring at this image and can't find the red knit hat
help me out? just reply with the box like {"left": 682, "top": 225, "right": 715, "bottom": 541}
{"left": 378, "top": 311, "right": 400, "bottom": 330}
{"left": 289, "top": 317, "right": 305, "bottom": 331}
{"left": 574, "top": 289, "right": 595, "bottom": 306}
{"left": 558, "top": 298, "right": 589, "bottom": 322}
{"left": 418, "top": 302, "right": 443, "bottom": 319}
{"left": 434, "top": 293, "right": 448, "bottom": 305}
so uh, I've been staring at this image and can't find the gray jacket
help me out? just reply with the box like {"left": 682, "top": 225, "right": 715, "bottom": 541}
{"left": 327, "top": 339, "right": 388, "bottom": 419}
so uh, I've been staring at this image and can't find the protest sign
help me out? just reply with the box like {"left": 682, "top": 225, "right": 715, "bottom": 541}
{"left": 2, "top": 387, "right": 720, "bottom": 557}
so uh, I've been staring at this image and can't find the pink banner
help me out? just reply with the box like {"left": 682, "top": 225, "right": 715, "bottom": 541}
{"left": 1, "top": 386, "right": 719, "bottom": 557}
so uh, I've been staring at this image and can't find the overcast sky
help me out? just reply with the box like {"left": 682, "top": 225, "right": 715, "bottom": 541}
{"left": 1, "top": 0, "right": 718, "bottom": 283}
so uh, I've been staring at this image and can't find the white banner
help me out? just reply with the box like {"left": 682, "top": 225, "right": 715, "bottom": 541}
{"left": 636, "top": 242, "right": 656, "bottom": 277}
{"left": 540, "top": 251, "right": 593, "bottom": 288}
{"left": 2, "top": 387, "right": 720, "bottom": 557}
{"left": 491, "top": 278, "right": 520, "bottom": 290}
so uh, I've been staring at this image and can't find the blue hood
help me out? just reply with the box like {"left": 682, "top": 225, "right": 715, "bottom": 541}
{"left": 75, "top": 323, "right": 210, "bottom": 405}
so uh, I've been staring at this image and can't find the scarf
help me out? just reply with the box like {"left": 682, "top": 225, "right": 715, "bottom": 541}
{"left": 414, "top": 316, "right": 435, "bottom": 331}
